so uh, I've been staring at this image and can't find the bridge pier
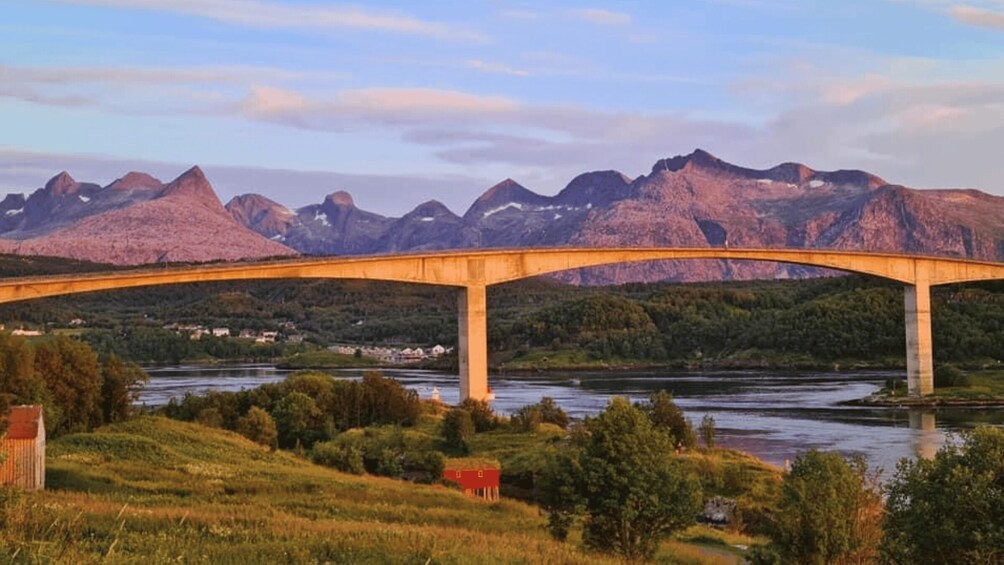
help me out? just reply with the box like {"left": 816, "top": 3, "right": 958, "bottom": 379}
{"left": 458, "top": 284, "right": 489, "bottom": 401}
{"left": 904, "top": 280, "right": 934, "bottom": 396}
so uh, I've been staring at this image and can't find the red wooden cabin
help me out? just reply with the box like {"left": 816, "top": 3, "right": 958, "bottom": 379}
{"left": 442, "top": 461, "right": 500, "bottom": 501}
{"left": 1, "top": 405, "right": 46, "bottom": 490}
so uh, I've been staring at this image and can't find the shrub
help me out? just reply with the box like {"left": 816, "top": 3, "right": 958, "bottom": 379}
{"left": 512, "top": 397, "right": 570, "bottom": 432}
{"left": 311, "top": 440, "right": 365, "bottom": 475}
{"left": 195, "top": 408, "right": 224, "bottom": 428}
{"left": 883, "top": 426, "right": 1004, "bottom": 564}
{"left": 442, "top": 408, "right": 475, "bottom": 451}
{"left": 272, "top": 392, "right": 324, "bottom": 449}
{"left": 540, "top": 397, "right": 702, "bottom": 560}
{"left": 769, "top": 450, "right": 883, "bottom": 564}
{"left": 237, "top": 406, "right": 278, "bottom": 449}
{"left": 459, "top": 398, "right": 499, "bottom": 432}
{"left": 700, "top": 414, "right": 717, "bottom": 449}
{"left": 933, "top": 364, "right": 965, "bottom": 388}
{"left": 638, "top": 390, "right": 696, "bottom": 448}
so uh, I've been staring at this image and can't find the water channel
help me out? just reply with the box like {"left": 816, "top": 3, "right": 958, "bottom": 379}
{"left": 138, "top": 364, "right": 1004, "bottom": 475}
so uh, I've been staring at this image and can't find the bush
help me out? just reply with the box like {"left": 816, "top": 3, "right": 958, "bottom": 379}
{"left": 459, "top": 398, "right": 499, "bottom": 432}
{"left": 638, "top": 390, "right": 696, "bottom": 449}
{"left": 540, "top": 397, "right": 702, "bottom": 561}
{"left": 883, "top": 426, "right": 1004, "bottom": 564}
{"left": 311, "top": 440, "right": 365, "bottom": 475}
{"left": 237, "top": 406, "right": 278, "bottom": 449}
{"left": 512, "top": 397, "right": 570, "bottom": 432}
{"left": 700, "top": 414, "right": 717, "bottom": 449}
{"left": 934, "top": 364, "right": 965, "bottom": 388}
{"left": 442, "top": 408, "right": 475, "bottom": 451}
{"left": 770, "top": 450, "right": 883, "bottom": 564}
{"left": 404, "top": 450, "right": 445, "bottom": 483}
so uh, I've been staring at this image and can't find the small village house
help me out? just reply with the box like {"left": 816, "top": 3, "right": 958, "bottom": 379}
{"left": 442, "top": 459, "right": 500, "bottom": 501}
{"left": 0, "top": 405, "right": 45, "bottom": 490}
{"left": 212, "top": 327, "right": 230, "bottom": 337}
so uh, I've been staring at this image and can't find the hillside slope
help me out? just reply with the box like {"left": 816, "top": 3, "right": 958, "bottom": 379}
{"left": 16, "top": 416, "right": 613, "bottom": 563}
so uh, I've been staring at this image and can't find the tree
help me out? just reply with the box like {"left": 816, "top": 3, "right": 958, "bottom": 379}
{"left": 883, "top": 426, "right": 1004, "bottom": 564}
{"left": 441, "top": 408, "right": 475, "bottom": 451}
{"left": 769, "top": 450, "right": 883, "bottom": 565}
{"left": 272, "top": 392, "right": 323, "bottom": 449}
{"left": 542, "top": 397, "right": 702, "bottom": 560}
{"left": 700, "top": 414, "right": 716, "bottom": 449}
{"left": 459, "top": 398, "right": 499, "bottom": 432}
{"left": 639, "top": 390, "right": 696, "bottom": 449}
{"left": 237, "top": 406, "right": 278, "bottom": 449}
{"left": 33, "top": 336, "right": 102, "bottom": 434}
{"left": 99, "top": 355, "right": 148, "bottom": 424}
{"left": 511, "top": 397, "right": 569, "bottom": 432}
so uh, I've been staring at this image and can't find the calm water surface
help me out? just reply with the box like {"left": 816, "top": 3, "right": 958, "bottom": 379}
{"left": 138, "top": 364, "right": 1004, "bottom": 474}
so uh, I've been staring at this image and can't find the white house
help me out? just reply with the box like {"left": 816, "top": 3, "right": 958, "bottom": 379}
{"left": 212, "top": 328, "right": 230, "bottom": 337}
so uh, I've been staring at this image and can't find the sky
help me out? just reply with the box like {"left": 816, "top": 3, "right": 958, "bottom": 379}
{"left": 2, "top": 0, "right": 1004, "bottom": 216}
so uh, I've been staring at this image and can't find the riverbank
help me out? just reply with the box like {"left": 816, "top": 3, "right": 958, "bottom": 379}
{"left": 849, "top": 369, "right": 1004, "bottom": 407}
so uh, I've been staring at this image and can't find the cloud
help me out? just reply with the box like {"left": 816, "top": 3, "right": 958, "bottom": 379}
{"left": 465, "top": 59, "right": 530, "bottom": 77}
{"left": 569, "top": 8, "right": 632, "bottom": 25}
{"left": 242, "top": 86, "right": 520, "bottom": 130}
{"left": 949, "top": 5, "right": 1004, "bottom": 30}
{"left": 50, "top": 0, "right": 487, "bottom": 42}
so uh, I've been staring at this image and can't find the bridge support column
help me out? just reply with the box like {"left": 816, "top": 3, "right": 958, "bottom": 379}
{"left": 905, "top": 280, "right": 934, "bottom": 397}
{"left": 458, "top": 284, "right": 489, "bottom": 402}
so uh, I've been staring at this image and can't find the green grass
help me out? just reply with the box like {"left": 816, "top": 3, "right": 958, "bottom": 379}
{"left": 4, "top": 416, "right": 620, "bottom": 564}
{"left": 870, "top": 369, "right": 1004, "bottom": 404}
{"left": 1, "top": 413, "right": 771, "bottom": 563}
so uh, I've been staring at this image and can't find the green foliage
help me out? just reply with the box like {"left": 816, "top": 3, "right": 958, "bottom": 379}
{"left": 459, "top": 398, "right": 500, "bottom": 432}
{"left": 34, "top": 336, "right": 103, "bottom": 434}
{"left": 99, "top": 354, "right": 148, "bottom": 424}
{"left": 511, "top": 397, "right": 569, "bottom": 433}
{"left": 311, "top": 440, "right": 365, "bottom": 474}
{"left": 14, "top": 413, "right": 625, "bottom": 564}
{"left": 638, "top": 390, "right": 696, "bottom": 448}
{"left": 272, "top": 391, "right": 324, "bottom": 449}
{"left": 882, "top": 426, "right": 1004, "bottom": 564}
{"left": 933, "top": 363, "right": 967, "bottom": 388}
{"left": 541, "top": 397, "right": 702, "bottom": 561}
{"left": 700, "top": 414, "right": 717, "bottom": 449}
{"left": 237, "top": 406, "right": 278, "bottom": 449}
{"left": 442, "top": 408, "right": 475, "bottom": 451}
{"left": 769, "top": 450, "right": 883, "bottom": 565}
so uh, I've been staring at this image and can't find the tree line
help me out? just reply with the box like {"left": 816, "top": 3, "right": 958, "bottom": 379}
{"left": 0, "top": 334, "right": 146, "bottom": 435}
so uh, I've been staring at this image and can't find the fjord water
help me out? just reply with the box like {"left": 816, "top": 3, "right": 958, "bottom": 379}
{"left": 139, "top": 365, "right": 1004, "bottom": 474}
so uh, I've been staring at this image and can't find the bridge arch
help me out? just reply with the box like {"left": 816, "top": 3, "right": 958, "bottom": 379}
{"left": 2, "top": 247, "right": 1003, "bottom": 399}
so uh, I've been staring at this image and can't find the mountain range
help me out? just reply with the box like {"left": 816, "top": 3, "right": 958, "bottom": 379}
{"left": 4, "top": 149, "right": 1004, "bottom": 284}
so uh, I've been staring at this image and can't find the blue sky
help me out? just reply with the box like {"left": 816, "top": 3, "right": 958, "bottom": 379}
{"left": 2, "top": 0, "right": 1004, "bottom": 215}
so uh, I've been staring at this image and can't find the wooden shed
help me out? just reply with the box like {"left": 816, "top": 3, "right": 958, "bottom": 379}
{"left": 1, "top": 405, "right": 45, "bottom": 490}
{"left": 442, "top": 458, "right": 500, "bottom": 501}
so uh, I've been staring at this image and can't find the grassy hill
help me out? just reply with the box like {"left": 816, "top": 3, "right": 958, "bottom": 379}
{"left": 5, "top": 416, "right": 618, "bottom": 563}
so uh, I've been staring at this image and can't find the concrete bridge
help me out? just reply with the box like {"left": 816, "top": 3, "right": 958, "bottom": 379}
{"left": 4, "top": 247, "right": 1004, "bottom": 400}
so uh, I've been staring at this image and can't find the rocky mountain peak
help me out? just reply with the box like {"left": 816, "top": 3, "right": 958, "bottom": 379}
{"left": 108, "top": 172, "right": 163, "bottom": 191}
{"left": 556, "top": 170, "right": 634, "bottom": 207}
{"left": 652, "top": 149, "right": 728, "bottom": 175}
{"left": 407, "top": 199, "right": 456, "bottom": 219}
{"left": 766, "top": 162, "right": 816, "bottom": 184}
{"left": 157, "top": 166, "right": 227, "bottom": 214}
{"left": 325, "top": 191, "right": 355, "bottom": 208}
{"left": 44, "top": 171, "right": 79, "bottom": 196}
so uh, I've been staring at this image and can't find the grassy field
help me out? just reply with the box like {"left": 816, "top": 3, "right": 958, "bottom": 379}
{"left": 1, "top": 416, "right": 762, "bottom": 563}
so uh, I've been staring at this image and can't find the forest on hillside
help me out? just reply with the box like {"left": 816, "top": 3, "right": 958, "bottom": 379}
{"left": 1, "top": 255, "right": 1004, "bottom": 367}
